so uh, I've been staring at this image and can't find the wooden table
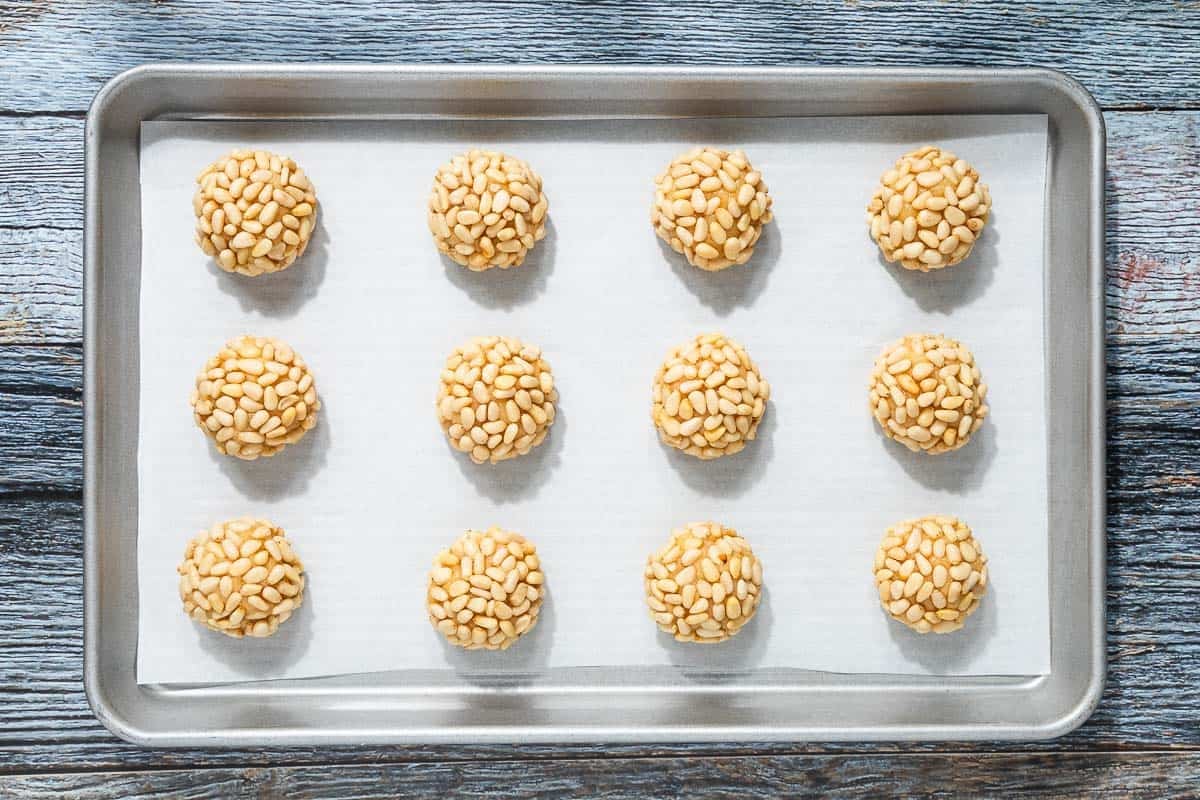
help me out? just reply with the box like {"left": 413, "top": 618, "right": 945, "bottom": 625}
{"left": 1, "top": 2, "right": 1197, "bottom": 796}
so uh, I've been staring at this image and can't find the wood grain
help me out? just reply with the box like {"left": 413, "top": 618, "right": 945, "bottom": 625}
{"left": 0, "top": 228, "right": 81, "bottom": 345}
{"left": 2, "top": 112, "right": 1200, "bottom": 345}
{"left": 0, "top": 339, "right": 1196, "bottom": 772}
{"left": 0, "top": 347, "right": 80, "bottom": 492}
{"left": 0, "top": 108, "right": 1197, "bottom": 773}
{"left": 0, "top": 116, "right": 81, "bottom": 230}
{"left": 2, "top": 0, "right": 1199, "bottom": 791}
{"left": 1, "top": 1, "right": 1199, "bottom": 113}
{"left": 1106, "top": 112, "right": 1200, "bottom": 336}
{"left": 1, "top": 752, "right": 1198, "bottom": 799}
{"left": 0, "top": 345, "right": 79, "bottom": 394}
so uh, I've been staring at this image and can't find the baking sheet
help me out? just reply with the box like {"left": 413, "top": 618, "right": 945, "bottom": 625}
{"left": 136, "top": 114, "right": 1049, "bottom": 685}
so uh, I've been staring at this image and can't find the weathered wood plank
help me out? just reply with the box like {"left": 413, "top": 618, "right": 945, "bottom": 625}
{"left": 0, "top": 392, "right": 80, "bottom": 492}
{"left": 2, "top": 752, "right": 1199, "bottom": 798}
{"left": 1, "top": 7, "right": 1198, "bottom": 779}
{"left": 1106, "top": 112, "right": 1200, "bottom": 336}
{"left": 0, "top": 347, "right": 81, "bottom": 492}
{"left": 0, "top": 345, "right": 80, "bottom": 395}
{"left": 1, "top": 111, "right": 1197, "bottom": 343}
{"left": 0, "top": 228, "right": 81, "bottom": 345}
{"left": 0, "top": 339, "right": 1196, "bottom": 769}
{"left": 1, "top": 1, "right": 1200, "bottom": 113}
{"left": 0, "top": 116, "right": 82, "bottom": 231}
{"left": 4, "top": 335, "right": 1195, "bottom": 495}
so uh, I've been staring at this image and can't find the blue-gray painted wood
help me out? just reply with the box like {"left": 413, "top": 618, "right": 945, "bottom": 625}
{"left": 1, "top": 753, "right": 1199, "bottom": 799}
{"left": 3, "top": 112, "right": 1200, "bottom": 345}
{"left": 1, "top": 338, "right": 1197, "bottom": 775}
{"left": 2, "top": 0, "right": 1199, "bottom": 794}
{"left": 1106, "top": 111, "right": 1200, "bottom": 336}
{"left": 1, "top": 1, "right": 1200, "bottom": 113}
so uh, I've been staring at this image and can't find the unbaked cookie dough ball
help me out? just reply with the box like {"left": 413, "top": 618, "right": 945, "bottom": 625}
{"left": 427, "top": 527, "right": 545, "bottom": 651}
{"left": 427, "top": 150, "right": 549, "bottom": 271}
{"left": 651, "top": 147, "right": 773, "bottom": 271}
{"left": 194, "top": 149, "right": 318, "bottom": 276}
{"left": 177, "top": 517, "right": 305, "bottom": 638}
{"left": 437, "top": 336, "right": 557, "bottom": 464}
{"left": 868, "top": 333, "right": 988, "bottom": 454}
{"left": 652, "top": 333, "right": 768, "bottom": 460}
{"left": 867, "top": 145, "right": 990, "bottom": 271}
{"left": 874, "top": 515, "right": 988, "bottom": 634}
{"left": 645, "top": 521, "right": 763, "bottom": 643}
{"left": 190, "top": 335, "right": 320, "bottom": 460}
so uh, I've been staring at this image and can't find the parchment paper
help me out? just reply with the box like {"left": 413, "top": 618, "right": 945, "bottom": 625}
{"left": 137, "top": 115, "right": 1049, "bottom": 684}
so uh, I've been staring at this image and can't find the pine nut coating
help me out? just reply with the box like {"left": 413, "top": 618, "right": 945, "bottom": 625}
{"left": 874, "top": 515, "right": 988, "bottom": 634}
{"left": 177, "top": 517, "right": 305, "bottom": 639}
{"left": 650, "top": 147, "right": 774, "bottom": 271}
{"left": 437, "top": 336, "right": 557, "bottom": 464}
{"left": 645, "top": 522, "right": 763, "bottom": 644}
{"left": 868, "top": 333, "right": 988, "bottom": 454}
{"left": 193, "top": 149, "right": 318, "bottom": 276}
{"left": 427, "top": 527, "right": 545, "bottom": 651}
{"left": 190, "top": 335, "right": 320, "bottom": 460}
{"left": 652, "top": 333, "right": 769, "bottom": 460}
{"left": 428, "top": 150, "right": 549, "bottom": 271}
{"left": 866, "top": 145, "right": 990, "bottom": 272}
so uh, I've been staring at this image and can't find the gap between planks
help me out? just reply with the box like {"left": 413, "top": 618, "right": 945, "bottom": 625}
{"left": 2, "top": 746, "right": 1199, "bottom": 779}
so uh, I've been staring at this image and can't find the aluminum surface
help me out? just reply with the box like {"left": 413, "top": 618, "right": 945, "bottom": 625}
{"left": 84, "top": 65, "right": 1105, "bottom": 746}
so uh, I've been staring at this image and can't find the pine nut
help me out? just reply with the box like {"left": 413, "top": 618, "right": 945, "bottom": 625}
{"left": 645, "top": 522, "right": 762, "bottom": 644}
{"left": 190, "top": 336, "right": 320, "bottom": 460}
{"left": 868, "top": 334, "right": 988, "bottom": 455}
{"left": 867, "top": 145, "right": 990, "bottom": 272}
{"left": 428, "top": 528, "right": 544, "bottom": 651}
{"left": 652, "top": 333, "right": 768, "bottom": 460}
{"left": 438, "top": 336, "right": 556, "bottom": 465}
{"left": 194, "top": 150, "right": 317, "bottom": 276}
{"left": 873, "top": 515, "right": 987, "bottom": 634}
{"left": 651, "top": 147, "right": 773, "bottom": 272}
{"left": 429, "top": 151, "right": 547, "bottom": 271}
{"left": 177, "top": 517, "right": 304, "bottom": 639}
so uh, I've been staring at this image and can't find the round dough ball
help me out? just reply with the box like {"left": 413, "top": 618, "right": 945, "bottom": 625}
{"left": 177, "top": 517, "right": 305, "bottom": 638}
{"left": 651, "top": 147, "right": 774, "bottom": 271}
{"left": 651, "top": 333, "right": 769, "bottom": 460}
{"left": 437, "top": 335, "right": 557, "bottom": 464}
{"left": 868, "top": 333, "right": 988, "bottom": 454}
{"left": 645, "top": 521, "right": 763, "bottom": 644}
{"left": 190, "top": 335, "right": 320, "bottom": 460}
{"left": 866, "top": 145, "right": 991, "bottom": 272}
{"left": 427, "top": 527, "right": 545, "bottom": 651}
{"left": 874, "top": 515, "right": 988, "bottom": 634}
{"left": 427, "top": 150, "right": 549, "bottom": 271}
{"left": 194, "top": 149, "right": 318, "bottom": 276}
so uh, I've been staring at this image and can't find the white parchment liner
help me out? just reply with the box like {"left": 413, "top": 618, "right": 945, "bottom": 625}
{"left": 137, "top": 115, "right": 1049, "bottom": 684}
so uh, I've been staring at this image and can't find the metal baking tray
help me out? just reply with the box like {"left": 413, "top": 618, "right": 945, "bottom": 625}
{"left": 84, "top": 65, "right": 1105, "bottom": 745}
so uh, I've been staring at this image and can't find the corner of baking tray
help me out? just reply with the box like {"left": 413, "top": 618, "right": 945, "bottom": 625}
{"left": 83, "top": 668, "right": 158, "bottom": 747}
{"left": 1023, "top": 67, "right": 1106, "bottom": 143}
{"left": 87, "top": 64, "right": 162, "bottom": 131}
{"left": 1036, "top": 665, "right": 1107, "bottom": 741}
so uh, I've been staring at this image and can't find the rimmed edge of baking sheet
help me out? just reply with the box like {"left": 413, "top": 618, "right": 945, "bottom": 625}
{"left": 85, "top": 64, "right": 1104, "bottom": 745}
